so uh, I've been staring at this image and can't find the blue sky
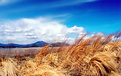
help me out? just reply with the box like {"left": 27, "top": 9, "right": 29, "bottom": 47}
{"left": 0, "top": 0, "right": 121, "bottom": 44}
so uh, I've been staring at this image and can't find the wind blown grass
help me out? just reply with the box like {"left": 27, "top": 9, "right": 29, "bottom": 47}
{"left": 0, "top": 32, "right": 121, "bottom": 76}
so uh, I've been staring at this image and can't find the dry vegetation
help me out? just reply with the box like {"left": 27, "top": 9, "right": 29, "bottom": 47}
{"left": 0, "top": 33, "right": 121, "bottom": 76}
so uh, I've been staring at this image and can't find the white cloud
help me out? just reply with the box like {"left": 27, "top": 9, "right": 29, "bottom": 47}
{"left": 0, "top": 17, "right": 85, "bottom": 44}
{"left": 67, "top": 26, "right": 84, "bottom": 34}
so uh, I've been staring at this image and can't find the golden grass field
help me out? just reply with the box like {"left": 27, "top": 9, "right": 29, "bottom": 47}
{"left": 0, "top": 33, "right": 121, "bottom": 76}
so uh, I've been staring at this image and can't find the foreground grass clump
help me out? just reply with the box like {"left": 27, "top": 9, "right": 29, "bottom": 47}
{"left": 0, "top": 33, "right": 121, "bottom": 76}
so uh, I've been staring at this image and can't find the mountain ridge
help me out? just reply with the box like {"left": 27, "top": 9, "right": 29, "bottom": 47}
{"left": 0, "top": 41, "right": 68, "bottom": 48}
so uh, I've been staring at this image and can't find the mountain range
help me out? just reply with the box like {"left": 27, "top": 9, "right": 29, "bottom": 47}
{"left": 0, "top": 41, "right": 68, "bottom": 48}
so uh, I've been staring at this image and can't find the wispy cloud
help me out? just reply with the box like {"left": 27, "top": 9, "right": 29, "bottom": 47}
{"left": 0, "top": 0, "right": 96, "bottom": 6}
{"left": 0, "top": 0, "right": 10, "bottom": 4}
{"left": 0, "top": 0, "right": 20, "bottom": 5}
{"left": 49, "top": 0, "right": 96, "bottom": 8}
{"left": 0, "top": 17, "right": 85, "bottom": 44}
{"left": 0, "top": 0, "right": 96, "bottom": 14}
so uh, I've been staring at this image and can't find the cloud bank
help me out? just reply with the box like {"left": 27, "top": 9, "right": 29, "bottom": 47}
{"left": 0, "top": 17, "right": 85, "bottom": 44}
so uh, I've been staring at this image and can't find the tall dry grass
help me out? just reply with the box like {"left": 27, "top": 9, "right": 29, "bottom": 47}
{"left": 0, "top": 32, "right": 120, "bottom": 76}
{"left": 0, "top": 58, "right": 18, "bottom": 76}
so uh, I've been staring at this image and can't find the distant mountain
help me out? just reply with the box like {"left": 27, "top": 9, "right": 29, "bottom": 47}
{"left": 0, "top": 41, "right": 69, "bottom": 48}
{"left": 0, "top": 43, "right": 22, "bottom": 48}
{"left": 25, "top": 41, "right": 48, "bottom": 47}
{"left": 0, "top": 41, "right": 48, "bottom": 48}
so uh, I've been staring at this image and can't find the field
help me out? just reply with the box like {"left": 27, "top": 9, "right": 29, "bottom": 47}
{"left": 0, "top": 33, "right": 121, "bottom": 76}
{"left": 0, "top": 47, "right": 42, "bottom": 58}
